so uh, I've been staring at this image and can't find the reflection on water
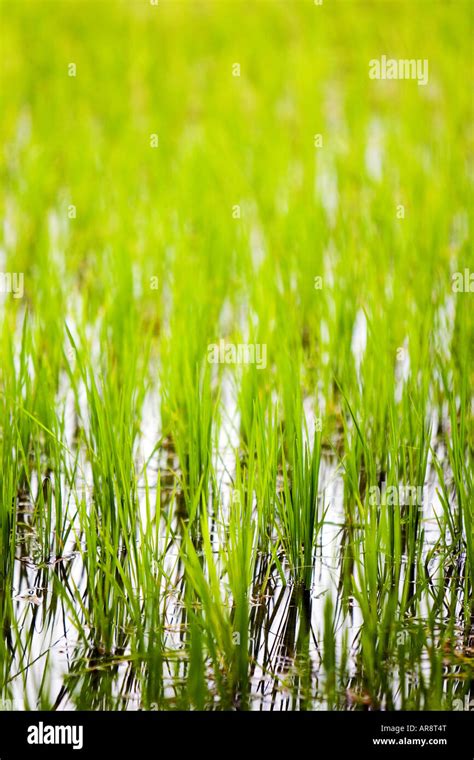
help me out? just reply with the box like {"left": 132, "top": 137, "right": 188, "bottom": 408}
{"left": 4, "top": 380, "right": 472, "bottom": 711}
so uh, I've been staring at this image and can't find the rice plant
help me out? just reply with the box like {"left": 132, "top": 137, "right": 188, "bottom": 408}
{"left": 0, "top": 0, "right": 472, "bottom": 714}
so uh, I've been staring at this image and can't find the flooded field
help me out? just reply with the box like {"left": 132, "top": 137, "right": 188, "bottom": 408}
{"left": 1, "top": 0, "right": 473, "bottom": 713}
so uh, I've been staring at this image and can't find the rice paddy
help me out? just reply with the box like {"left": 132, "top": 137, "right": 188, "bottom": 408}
{"left": 0, "top": 0, "right": 473, "bottom": 713}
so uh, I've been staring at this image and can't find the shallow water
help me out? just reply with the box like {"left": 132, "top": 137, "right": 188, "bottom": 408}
{"left": 5, "top": 374, "right": 471, "bottom": 712}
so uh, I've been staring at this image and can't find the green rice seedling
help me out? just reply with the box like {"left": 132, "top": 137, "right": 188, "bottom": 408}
{"left": 181, "top": 514, "right": 238, "bottom": 708}
{"left": 277, "top": 422, "right": 323, "bottom": 590}
{"left": 0, "top": 0, "right": 471, "bottom": 714}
